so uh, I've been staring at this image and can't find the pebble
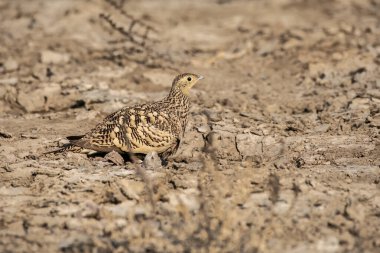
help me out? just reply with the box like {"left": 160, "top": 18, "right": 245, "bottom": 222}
{"left": 4, "top": 59, "right": 18, "bottom": 72}
{"left": 104, "top": 151, "right": 124, "bottom": 166}
{"left": 332, "top": 52, "right": 343, "bottom": 61}
{"left": 314, "top": 124, "right": 330, "bottom": 133}
{"left": 143, "top": 70, "right": 173, "bottom": 87}
{"left": 119, "top": 179, "right": 144, "bottom": 200}
{"left": 17, "top": 83, "right": 61, "bottom": 112}
{"left": 41, "top": 50, "right": 70, "bottom": 64}
{"left": 0, "top": 77, "right": 18, "bottom": 85}
{"left": 196, "top": 125, "right": 210, "bottom": 134}
{"left": 0, "top": 129, "right": 12, "bottom": 138}
{"left": 143, "top": 152, "right": 162, "bottom": 169}
{"left": 203, "top": 109, "right": 222, "bottom": 122}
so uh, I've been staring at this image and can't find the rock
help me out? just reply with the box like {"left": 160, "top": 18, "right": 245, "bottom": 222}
{"left": 205, "top": 130, "right": 240, "bottom": 160}
{"left": 273, "top": 201, "right": 290, "bottom": 215}
{"left": 17, "top": 90, "right": 44, "bottom": 112}
{"left": 314, "top": 124, "right": 330, "bottom": 133}
{"left": 344, "top": 200, "right": 366, "bottom": 223}
{"left": 367, "top": 89, "right": 380, "bottom": 99}
{"left": 75, "top": 110, "right": 99, "bottom": 120}
{"left": 143, "top": 70, "right": 173, "bottom": 87}
{"left": 0, "top": 129, "right": 12, "bottom": 138}
{"left": 167, "top": 189, "right": 199, "bottom": 212}
{"left": 203, "top": 109, "right": 222, "bottom": 122}
{"left": 324, "top": 26, "right": 339, "bottom": 35}
{"left": 244, "top": 192, "right": 271, "bottom": 208}
{"left": 104, "top": 151, "right": 125, "bottom": 166}
{"left": 332, "top": 52, "right": 343, "bottom": 61}
{"left": 282, "top": 38, "right": 301, "bottom": 50}
{"left": 21, "top": 134, "right": 38, "bottom": 139}
{"left": 196, "top": 125, "right": 210, "bottom": 134}
{"left": 236, "top": 134, "right": 282, "bottom": 160}
{"left": 6, "top": 221, "right": 25, "bottom": 236}
{"left": 80, "top": 201, "right": 99, "bottom": 218}
{"left": 316, "top": 237, "right": 340, "bottom": 253}
{"left": 175, "top": 131, "right": 204, "bottom": 162}
{"left": 308, "top": 62, "right": 328, "bottom": 78}
{"left": 257, "top": 41, "right": 276, "bottom": 56}
{"left": 367, "top": 114, "right": 380, "bottom": 127}
{"left": 41, "top": 50, "right": 70, "bottom": 64}
{"left": 59, "top": 235, "right": 92, "bottom": 251}
{"left": 235, "top": 133, "right": 262, "bottom": 158}
{"left": 119, "top": 179, "right": 145, "bottom": 200}
{"left": 143, "top": 152, "right": 162, "bottom": 169}
{"left": 0, "top": 77, "right": 18, "bottom": 85}
{"left": 349, "top": 97, "right": 370, "bottom": 110}
{"left": 17, "top": 83, "right": 61, "bottom": 112}
{"left": 4, "top": 58, "right": 18, "bottom": 72}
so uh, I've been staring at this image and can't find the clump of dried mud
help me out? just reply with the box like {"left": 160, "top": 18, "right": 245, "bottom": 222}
{"left": 0, "top": 0, "right": 379, "bottom": 252}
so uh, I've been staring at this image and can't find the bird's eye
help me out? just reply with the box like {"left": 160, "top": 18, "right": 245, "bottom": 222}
{"left": 187, "top": 77, "right": 192, "bottom": 81}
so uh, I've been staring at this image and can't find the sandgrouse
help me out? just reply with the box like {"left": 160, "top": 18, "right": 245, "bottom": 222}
{"left": 51, "top": 73, "right": 203, "bottom": 160}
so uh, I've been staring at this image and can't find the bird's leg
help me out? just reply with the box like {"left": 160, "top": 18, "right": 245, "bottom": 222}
{"left": 159, "top": 138, "right": 181, "bottom": 163}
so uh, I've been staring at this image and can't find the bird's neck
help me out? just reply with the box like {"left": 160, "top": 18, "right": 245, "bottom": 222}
{"left": 163, "top": 88, "right": 191, "bottom": 135}
{"left": 164, "top": 88, "right": 190, "bottom": 114}
{"left": 166, "top": 88, "right": 189, "bottom": 102}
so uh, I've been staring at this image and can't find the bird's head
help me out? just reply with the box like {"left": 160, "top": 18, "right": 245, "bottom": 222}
{"left": 171, "top": 73, "right": 204, "bottom": 96}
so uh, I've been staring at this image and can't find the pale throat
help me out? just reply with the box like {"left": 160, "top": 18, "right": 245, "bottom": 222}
{"left": 168, "top": 86, "right": 191, "bottom": 97}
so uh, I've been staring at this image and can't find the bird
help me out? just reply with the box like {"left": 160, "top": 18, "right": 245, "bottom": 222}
{"left": 47, "top": 73, "right": 204, "bottom": 160}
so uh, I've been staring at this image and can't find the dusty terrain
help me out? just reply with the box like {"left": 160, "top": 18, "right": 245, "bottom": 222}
{"left": 0, "top": 0, "right": 379, "bottom": 252}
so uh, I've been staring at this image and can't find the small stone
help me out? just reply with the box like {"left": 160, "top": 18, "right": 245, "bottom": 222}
{"left": 314, "top": 124, "right": 330, "bottom": 133}
{"left": 17, "top": 83, "right": 61, "bottom": 112}
{"left": 257, "top": 41, "right": 276, "bottom": 56}
{"left": 0, "top": 129, "right": 12, "bottom": 138}
{"left": 80, "top": 201, "right": 99, "bottom": 218}
{"left": 332, "top": 52, "right": 343, "bottom": 61}
{"left": 143, "top": 70, "right": 173, "bottom": 87}
{"left": 41, "top": 50, "right": 70, "bottom": 64}
{"left": 119, "top": 179, "right": 145, "bottom": 200}
{"left": 58, "top": 138, "right": 70, "bottom": 146}
{"left": 196, "top": 125, "right": 210, "bottom": 134}
{"left": 143, "top": 152, "right": 162, "bottom": 169}
{"left": 239, "top": 112, "right": 250, "bottom": 117}
{"left": 203, "top": 109, "right": 222, "bottom": 122}
{"left": 316, "top": 237, "right": 339, "bottom": 253}
{"left": 4, "top": 59, "right": 18, "bottom": 72}
{"left": 6, "top": 221, "right": 25, "bottom": 236}
{"left": 20, "top": 134, "right": 38, "bottom": 139}
{"left": 324, "top": 26, "right": 339, "bottom": 35}
{"left": 75, "top": 110, "right": 99, "bottom": 120}
{"left": 349, "top": 98, "right": 370, "bottom": 110}
{"left": 104, "top": 151, "right": 125, "bottom": 165}
{"left": 367, "top": 114, "right": 380, "bottom": 127}
{"left": 0, "top": 77, "right": 18, "bottom": 85}
{"left": 282, "top": 39, "right": 301, "bottom": 49}
{"left": 340, "top": 23, "right": 353, "bottom": 34}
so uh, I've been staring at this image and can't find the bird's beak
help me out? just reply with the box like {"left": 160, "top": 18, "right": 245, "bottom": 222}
{"left": 198, "top": 75, "right": 204, "bottom": 80}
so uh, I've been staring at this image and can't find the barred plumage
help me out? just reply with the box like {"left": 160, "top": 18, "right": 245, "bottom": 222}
{"left": 48, "top": 73, "right": 203, "bottom": 160}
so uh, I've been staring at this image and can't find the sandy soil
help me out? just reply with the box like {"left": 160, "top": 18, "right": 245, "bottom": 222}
{"left": 0, "top": 0, "right": 379, "bottom": 252}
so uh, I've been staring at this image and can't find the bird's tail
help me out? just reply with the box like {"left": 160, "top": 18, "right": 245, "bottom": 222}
{"left": 42, "top": 143, "right": 84, "bottom": 155}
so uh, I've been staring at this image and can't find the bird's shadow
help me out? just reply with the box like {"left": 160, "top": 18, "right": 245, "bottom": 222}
{"left": 87, "top": 152, "right": 168, "bottom": 166}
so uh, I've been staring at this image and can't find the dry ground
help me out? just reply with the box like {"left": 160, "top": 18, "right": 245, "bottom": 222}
{"left": 0, "top": 0, "right": 379, "bottom": 252}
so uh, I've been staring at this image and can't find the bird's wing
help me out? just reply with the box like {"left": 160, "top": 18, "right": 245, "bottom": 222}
{"left": 71, "top": 107, "right": 178, "bottom": 154}
{"left": 70, "top": 114, "right": 128, "bottom": 153}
